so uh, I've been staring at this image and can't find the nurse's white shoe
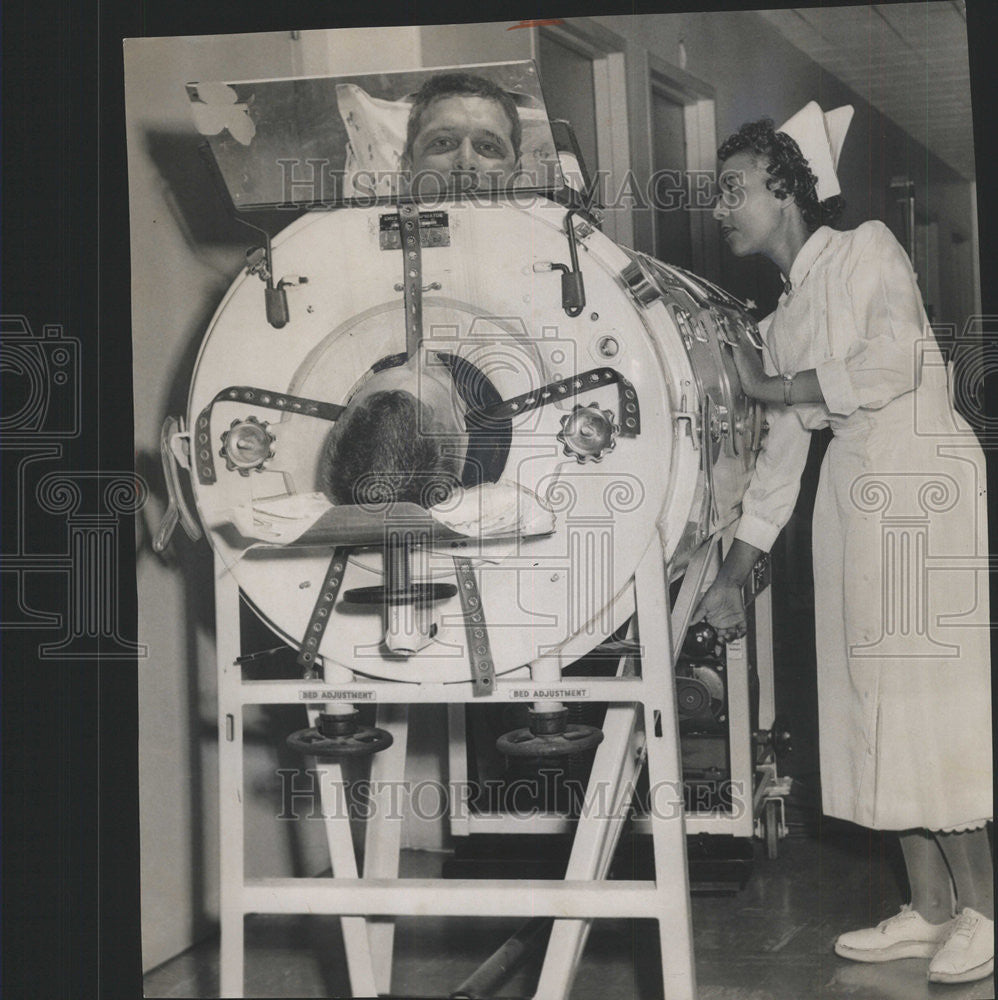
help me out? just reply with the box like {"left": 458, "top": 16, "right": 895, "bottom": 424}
{"left": 834, "top": 905, "right": 956, "bottom": 962}
{"left": 928, "top": 907, "right": 994, "bottom": 984}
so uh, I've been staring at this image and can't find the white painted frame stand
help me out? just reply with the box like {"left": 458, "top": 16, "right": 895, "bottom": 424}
{"left": 449, "top": 532, "right": 780, "bottom": 844}
{"left": 215, "top": 531, "right": 697, "bottom": 999}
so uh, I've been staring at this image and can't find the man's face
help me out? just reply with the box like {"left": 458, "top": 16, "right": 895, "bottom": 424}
{"left": 712, "top": 151, "right": 785, "bottom": 258}
{"left": 407, "top": 95, "right": 518, "bottom": 194}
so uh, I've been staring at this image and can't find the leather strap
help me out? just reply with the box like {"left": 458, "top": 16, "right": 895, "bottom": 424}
{"left": 453, "top": 556, "right": 497, "bottom": 697}
{"left": 296, "top": 546, "right": 352, "bottom": 678}
{"left": 467, "top": 367, "right": 641, "bottom": 438}
{"left": 194, "top": 386, "right": 345, "bottom": 484}
{"left": 398, "top": 202, "right": 424, "bottom": 359}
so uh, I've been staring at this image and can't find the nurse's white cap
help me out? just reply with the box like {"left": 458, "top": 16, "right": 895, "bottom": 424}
{"left": 777, "top": 101, "right": 853, "bottom": 201}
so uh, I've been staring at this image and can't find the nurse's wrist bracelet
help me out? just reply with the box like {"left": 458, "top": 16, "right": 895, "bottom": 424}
{"left": 782, "top": 372, "right": 795, "bottom": 406}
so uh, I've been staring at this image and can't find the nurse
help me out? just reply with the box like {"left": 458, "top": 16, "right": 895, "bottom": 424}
{"left": 696, "top": 102, "right": 993, "bottom": 984}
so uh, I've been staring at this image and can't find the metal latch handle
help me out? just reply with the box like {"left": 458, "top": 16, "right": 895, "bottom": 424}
{"left": 153, "top": 415, "right": 202, "bottom": 553}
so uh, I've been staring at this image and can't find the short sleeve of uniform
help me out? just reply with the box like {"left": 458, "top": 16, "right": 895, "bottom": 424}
{"left": 815, "top": 221, "right": 925, "bottom": 416}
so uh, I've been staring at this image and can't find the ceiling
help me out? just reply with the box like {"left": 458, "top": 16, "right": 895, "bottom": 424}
{"left": 757, "top": 2, "right": 974, "bottom": 180}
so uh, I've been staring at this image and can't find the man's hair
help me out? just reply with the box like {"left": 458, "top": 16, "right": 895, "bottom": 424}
{"left": 320, "top": 390, "right": 462, "bottom": 508}
{"left": 718, "top": 118, "right": 845, "bottom": 232}
{"left": 404, "top": 72, "right": 523, "bottom": 164}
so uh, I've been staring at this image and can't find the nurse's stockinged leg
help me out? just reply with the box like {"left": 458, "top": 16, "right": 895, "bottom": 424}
{"left": 833, "top": 829, "right": 956, "bottom": 963}
{"left": 928, "top": 827, "right": 994, "bottom": 983}
{"left": 934, "top": 827, "right": 994, "bottom": 919}
{"left": 899, "top": 829, "right": 956, "bottom": 923}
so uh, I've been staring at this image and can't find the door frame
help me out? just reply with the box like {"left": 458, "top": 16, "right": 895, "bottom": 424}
{"left": 534, "top": 19, "right": 632, "bottom": 246}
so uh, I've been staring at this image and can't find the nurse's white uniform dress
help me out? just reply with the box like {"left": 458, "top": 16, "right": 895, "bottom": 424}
{"left": 734, "top": 219, "right": 992, "bottom": 832}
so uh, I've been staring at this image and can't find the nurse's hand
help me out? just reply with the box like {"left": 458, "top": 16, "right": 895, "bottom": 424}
{"left": 693, "top": 578, "right": 747, "bottom": 643}
{"left": 731, "top": 341, "right": 768, "bottom": 399}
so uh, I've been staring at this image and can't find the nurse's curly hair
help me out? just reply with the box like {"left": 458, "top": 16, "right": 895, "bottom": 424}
{"left": 718, "top": 118, "right": 845, "bottom": 231}
{"left": 320, "top": 390, "right": 462, "bottom": 509}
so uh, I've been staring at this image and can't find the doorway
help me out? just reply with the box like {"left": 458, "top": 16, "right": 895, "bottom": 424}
{"left": 645, "top": 57, "right": 718, "bottom": 278}
{"left": 651, "top": 83, "right": 694, "bottom": 270}
{"left": 536, "top": 20, "right": 631, "bottom": 245}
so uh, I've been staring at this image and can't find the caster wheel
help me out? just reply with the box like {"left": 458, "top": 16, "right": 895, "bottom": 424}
{"left": 763, "top": 799, "right": 780, "bottom": 861}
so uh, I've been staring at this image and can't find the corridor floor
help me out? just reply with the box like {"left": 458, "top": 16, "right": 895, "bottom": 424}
{"left": 143, "top": 821, "right": 994, "bottom": 1000}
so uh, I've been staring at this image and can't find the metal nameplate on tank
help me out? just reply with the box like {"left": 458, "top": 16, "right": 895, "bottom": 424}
{"left": 379, "top": 209, "right": 451, "bottom": 250}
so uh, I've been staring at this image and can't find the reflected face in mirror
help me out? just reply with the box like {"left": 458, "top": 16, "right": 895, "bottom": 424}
{"left": 406, "top": 95, "right": 519, "bottom": 194}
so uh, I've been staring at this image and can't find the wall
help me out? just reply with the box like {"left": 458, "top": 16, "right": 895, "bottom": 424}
{"left": 418, "top": 20, "right": 533, "bottom": 67}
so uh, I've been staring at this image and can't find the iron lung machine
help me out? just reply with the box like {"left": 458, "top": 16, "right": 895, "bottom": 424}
{"left": 159, "top": 175, "right": 786, "bottom": 996}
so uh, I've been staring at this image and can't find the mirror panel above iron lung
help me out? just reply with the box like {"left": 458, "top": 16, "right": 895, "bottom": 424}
{"left": 186, "top": 60, "right": 565, "bottom": 210}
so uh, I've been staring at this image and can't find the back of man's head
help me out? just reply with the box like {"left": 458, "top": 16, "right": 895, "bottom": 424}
{"left": 320, "top": 389, "right": 463, "bottom": 508}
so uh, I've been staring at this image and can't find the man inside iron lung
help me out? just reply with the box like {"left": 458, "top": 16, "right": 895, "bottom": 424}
{"left": 399, "top": 72, "right": 522, "bottom": 196}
